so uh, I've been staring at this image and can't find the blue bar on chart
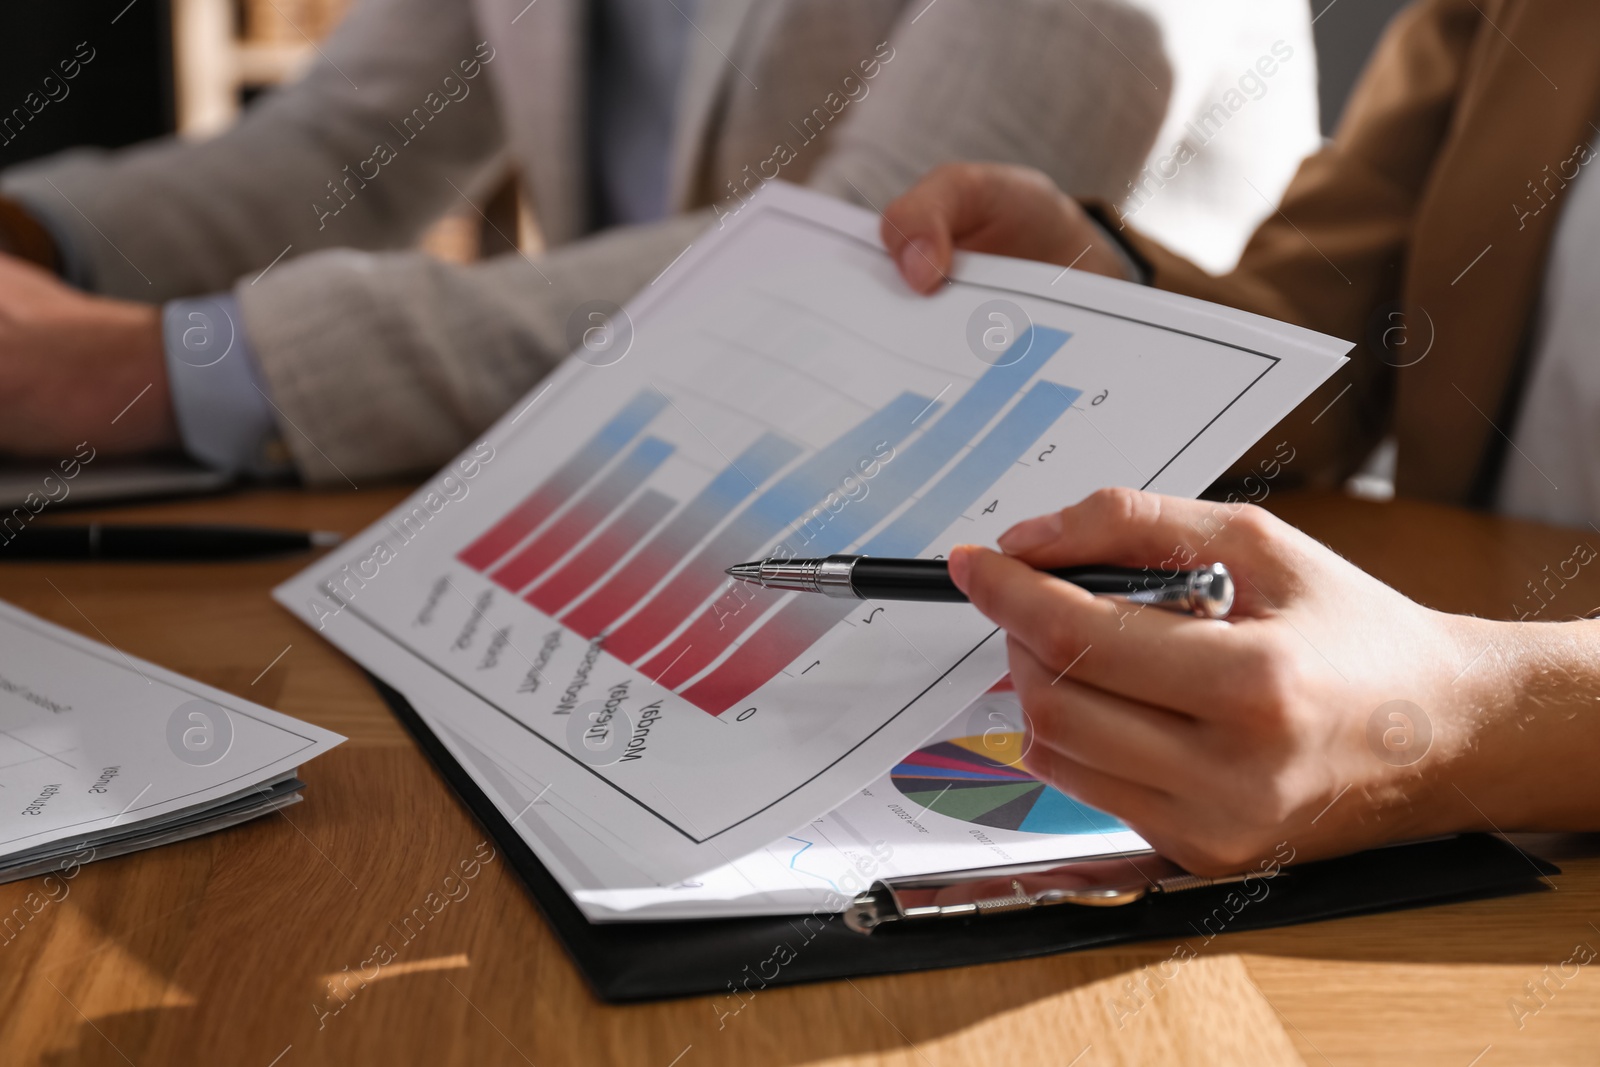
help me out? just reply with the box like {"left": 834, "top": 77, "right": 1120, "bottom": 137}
{"left": 777, "top": 326, "right": 1070, "bottom": 560}
{"left": 862, "top": 381, "right": 1081, "bottom": 556}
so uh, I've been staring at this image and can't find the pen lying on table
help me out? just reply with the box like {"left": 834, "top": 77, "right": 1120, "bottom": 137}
{"left": 0, "top": 524, "right": 344, "bottom": 561}
{"left": 726, "top": 553, "right": 1234, "bottom": 619}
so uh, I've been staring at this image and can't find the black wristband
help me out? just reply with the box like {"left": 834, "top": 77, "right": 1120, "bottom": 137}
{"left": 1080, "top": 201, "right": 1153, "bottom": 286}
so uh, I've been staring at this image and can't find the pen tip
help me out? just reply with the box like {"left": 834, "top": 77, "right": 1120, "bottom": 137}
{"left": 310, "top": 531, "right": 345, "bottom": 548}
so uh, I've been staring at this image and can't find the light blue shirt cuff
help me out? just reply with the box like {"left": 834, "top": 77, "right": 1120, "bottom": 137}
{"left": 162, "top": 295, "right": 292, "bottom": 477}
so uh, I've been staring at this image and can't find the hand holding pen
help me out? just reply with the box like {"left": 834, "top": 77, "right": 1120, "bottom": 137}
{"left": 740, "top": 487, "right": 1495, "bottom": 881}
{"left": 919, "top": 488, "right": 1503, "bottom": 880}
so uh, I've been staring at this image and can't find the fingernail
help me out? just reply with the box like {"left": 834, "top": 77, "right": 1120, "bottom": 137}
{"left": 997, "top": 512, "right": 1061, "bottom": 555}
{"left": 899, "top": 238, "right": 941, "bottom": 291}
{"left": 947, "top": 544, "right": 978, "bottom": 593}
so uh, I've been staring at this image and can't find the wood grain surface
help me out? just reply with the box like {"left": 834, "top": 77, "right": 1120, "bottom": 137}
{"left": 0, "top": 486, "right": 1595, "bottom": 1067}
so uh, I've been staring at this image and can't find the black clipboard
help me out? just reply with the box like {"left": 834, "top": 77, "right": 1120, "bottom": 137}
{"left": 368, "top": 674, "right": 1557, "bottom": 1004}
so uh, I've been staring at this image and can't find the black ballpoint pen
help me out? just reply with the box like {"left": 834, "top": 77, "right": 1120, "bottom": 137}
{"left": 725, "top": 554, "right": 1234, "bottom": 619}
{"left": 0, "top": 524, "right": 344, "bottom": 562}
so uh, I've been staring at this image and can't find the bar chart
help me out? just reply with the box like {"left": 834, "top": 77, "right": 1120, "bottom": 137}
{"left": 456, "top": 326, "right": 1079, "bottom": 716}
{"left": 283, "top": 183, "right": 1341, "bottom": 876}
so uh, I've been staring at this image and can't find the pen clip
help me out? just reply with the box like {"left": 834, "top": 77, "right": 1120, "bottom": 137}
{"left": 843, "top": 851, "right": 1252, "bottom": 933}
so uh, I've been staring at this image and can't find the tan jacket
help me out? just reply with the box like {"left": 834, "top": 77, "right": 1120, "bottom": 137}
{"left": 1118, "top": 0, "right": 1600, "bottom": 505}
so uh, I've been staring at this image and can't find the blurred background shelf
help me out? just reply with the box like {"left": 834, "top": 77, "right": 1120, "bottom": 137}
{"left": 233, "top": 41, "right": 315, "bottom": 91}
{"left": 170, "top": 0, "right": 344, "bottom": 136}
{"left": 168, "top": 0, "right": 529, "bottom": 260}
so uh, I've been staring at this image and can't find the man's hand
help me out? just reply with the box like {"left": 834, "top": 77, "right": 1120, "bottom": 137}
{"left": 881, "top": 163, "right": 1133, "bottom": 293}
{"left": 945, "top": 489, "right": 1541, "bottom": 877}
{"left": 0, "top": 252, "right": 177, "bottom": 457}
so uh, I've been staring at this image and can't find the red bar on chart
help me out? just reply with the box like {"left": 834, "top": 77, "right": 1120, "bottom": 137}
{"left": 525, "top": 490, "right": 676, "bottom": 616}
{"left": 489, "top": 437, "right": 673, "bottom": 593}
{"left": 599, "top": 515, "right": 780, "bottom": 665}
{"left": 458, "top": 389, "right": 668, "bottom": 571}
{"left": 634, "top": 584, "right": 788, "bottom": 689}
{"left": 678, "top": 594, "right": 848, "bottom": 714}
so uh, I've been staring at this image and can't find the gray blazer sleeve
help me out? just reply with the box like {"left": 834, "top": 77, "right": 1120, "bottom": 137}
{"left": 809, "top": 0, "right": 1172, "bottom": 210}
{"left": 0, "top": 0, "right": 504, "bottom": 301}
{"left": 237, "top": 217, "right": 709, "bottom": 485}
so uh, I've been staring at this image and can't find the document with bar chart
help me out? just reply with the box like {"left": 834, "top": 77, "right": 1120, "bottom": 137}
{"left": 278, "top": 182, "right": 1347, "bottom": 888}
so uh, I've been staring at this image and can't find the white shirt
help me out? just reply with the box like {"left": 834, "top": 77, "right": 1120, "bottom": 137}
{"left": 1496, "top": 139, "right": 1600, "bottom": 529}
{"left": 1119, "top": 0, "right": 1322, "bottom": 273}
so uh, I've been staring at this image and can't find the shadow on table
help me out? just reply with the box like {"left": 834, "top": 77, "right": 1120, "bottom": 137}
{"left": 15, "top": 718, "right": 1597, "bottom": 1067}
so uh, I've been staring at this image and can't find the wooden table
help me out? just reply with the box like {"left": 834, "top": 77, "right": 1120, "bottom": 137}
{"left": 1, "top": 487, "right": 1597, "bottom": 1066}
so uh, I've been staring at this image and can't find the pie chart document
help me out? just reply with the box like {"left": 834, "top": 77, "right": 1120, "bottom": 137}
{"left": 277, "top": 182, "right": 1349, "bottom": 889}
{"left": 577, "top": 682, "right": 1151, "bottom": 920}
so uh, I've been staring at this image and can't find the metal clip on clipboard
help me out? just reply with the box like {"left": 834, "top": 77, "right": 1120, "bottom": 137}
{"left": 844, "top": 851, "right": 1256, "bottom": 934}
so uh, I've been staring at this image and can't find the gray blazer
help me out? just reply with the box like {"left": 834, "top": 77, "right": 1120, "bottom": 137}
{"left": 2, "top": 0, "right": 1317, "bottom": 484}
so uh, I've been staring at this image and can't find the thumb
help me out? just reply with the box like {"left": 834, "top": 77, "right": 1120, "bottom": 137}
{"left": 883, "top": 163, "right": 1117, "bottom": 295}
{"left": 881, "top": 168, "right": 967, "bottom": 294}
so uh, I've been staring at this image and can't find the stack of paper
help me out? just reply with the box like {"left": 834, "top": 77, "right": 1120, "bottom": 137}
{"left": 0, "top": 601, "right": 343, "bottom": 883}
